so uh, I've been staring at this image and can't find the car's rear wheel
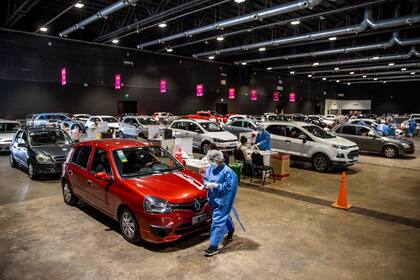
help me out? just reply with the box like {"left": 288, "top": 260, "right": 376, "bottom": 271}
{"left": 62, "top": 180, "right": 78, "bottom": 206}
{"left": 312, "top": 154, "right": 330, "bottom": 172}
{"left": 383, "top": 145, "right": 398, "bottom": 158}
{"left": 118, "top": 131, "right": 124, "bottom": 138}
{"left": 28, "top": 162, "right": 38, "bottom": 180}
{"left": 9, "top": 153, "right": 18, "bottom": 168}
{"left": 119, "top": 208, "right": 141, "bottom": 244}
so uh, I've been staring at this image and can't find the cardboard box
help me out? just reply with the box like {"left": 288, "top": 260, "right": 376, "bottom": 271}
{"left": 271, "top": 153, "right": 290, "bottom": 179}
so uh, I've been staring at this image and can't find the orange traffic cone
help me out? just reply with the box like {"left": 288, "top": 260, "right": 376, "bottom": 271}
{"left": 332, "top": 171, "right": 352, "bottom": 210}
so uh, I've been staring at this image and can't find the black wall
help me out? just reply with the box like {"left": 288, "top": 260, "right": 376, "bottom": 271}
{"left": 5, "top": 29, "right": 418, "bottom": 118}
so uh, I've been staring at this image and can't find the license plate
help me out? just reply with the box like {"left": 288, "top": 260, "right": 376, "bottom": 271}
{"left": 192, "top": 214, "right": 207, "bottom": 225}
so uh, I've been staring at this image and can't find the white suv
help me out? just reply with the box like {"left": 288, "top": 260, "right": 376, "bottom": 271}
{"left": 263, "top": 121, "right": 359, "bottom": 172}
{"left": 169, "top": 119, "right": 238, "bottom": 154}
{"left": 119, "top": 116, "right": 164, "bottom": 138}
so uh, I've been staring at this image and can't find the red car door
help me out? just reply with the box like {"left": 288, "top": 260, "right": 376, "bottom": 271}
{"left": 68, "top": 145, "right": 93, "bottom": 201}
{"left": 86, "top": 148, "right": 115, "bottom": 216}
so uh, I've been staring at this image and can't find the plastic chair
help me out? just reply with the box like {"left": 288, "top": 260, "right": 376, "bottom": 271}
{"left": 250, "top": 152, "right": 275, "bottom": 186}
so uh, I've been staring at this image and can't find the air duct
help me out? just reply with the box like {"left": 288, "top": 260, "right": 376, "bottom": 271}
{"left": 313, "top": 69, "right": 420, "bottom": 78}
{"left": 60, "top": 0, "right": 139, "bottom": 37}
{"left": 137, "top": 0, "right": 322, "bottom": 49}
{"left": 237, "top": 32, "right": 420, "bottom": 64}
{"left": 338, "top": 74, "right": 420, "bottom": 82}
{"left": 348, "top": 78, "right": 420, "bottom": 84}
{"left": 194, "top": 9, "right": 420, "bottom": 58}
{"left": 272, "top": 47, "right": 420, "bottom": 70}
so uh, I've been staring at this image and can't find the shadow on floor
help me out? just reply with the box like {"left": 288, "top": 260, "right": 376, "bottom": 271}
{"left": 289, "top": 161, "right": 359, "bottom": 175}
{"left": 359, "top": 151, "right": 416, "bottom": 160}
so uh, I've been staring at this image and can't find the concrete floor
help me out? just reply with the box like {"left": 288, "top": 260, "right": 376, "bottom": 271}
{"left": 1, "top": 140, "right": 420, "bottom": 280}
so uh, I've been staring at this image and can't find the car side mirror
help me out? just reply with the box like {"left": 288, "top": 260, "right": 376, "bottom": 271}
{"left": 298, "top": 134, "right": 307, "bottom": 143}
{"left": 95, "top": 171, "right": 112, "bottom": 181}
{"left": 195, "top": 129, "right": 202, "bottom": 134}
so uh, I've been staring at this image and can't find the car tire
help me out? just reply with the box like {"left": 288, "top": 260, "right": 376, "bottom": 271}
{"left": 201, "top": 142, "right": 211, "bottom": 154}
{"left": 119, "top": 207, "right": 141, "bottom": 244}
{"left": 139, "top": 133, "right": 146, "bottom": 139}
{"left": 9, "top": 153, "right": 18, "bottom": 168}
{"left": 383, "top": 145, "right": 398, "bottom": 158}
{"left": 28, "top": 162, "right": 38, "bottom": 180}
{"left": 62, "top": 180, "right": 78, "bottom": 206}
{"left": 312, "top": 153, "right": 330, "bottom": 172}
{"left": 118, "top": 131, "right": 124, "bottom": 138}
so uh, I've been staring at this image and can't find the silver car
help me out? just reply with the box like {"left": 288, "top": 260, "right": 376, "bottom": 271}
{"left": 223, "top": 119, "right": 259, "bottom": 138}
{"left": 119, "top": 116, "right": 163, "bottom": 139}
{"left": 0, "top": 120, "right": 21, "bottom": 152}
{"left": 333, "top": 124, "right": 415, "bottom": 158}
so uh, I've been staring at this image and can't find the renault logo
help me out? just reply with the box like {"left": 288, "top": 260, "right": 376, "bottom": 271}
{"left": 193, "top": 199, "right": 201, "bottom": 212}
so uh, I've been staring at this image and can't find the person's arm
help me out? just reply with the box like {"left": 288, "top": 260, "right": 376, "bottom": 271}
{"left": 214, "top": 170, "right": 235, "bottom": 196}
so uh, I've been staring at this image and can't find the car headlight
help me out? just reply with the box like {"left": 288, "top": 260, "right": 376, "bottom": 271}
{"left": 144, "top": 196, "right": 172, "bottom": 214}
{"left": 402, "top": 143, "right": 410, "bottom": 149}
{"left": 332, "top": 144, "right": 349, "bottom": 150}
{"left": 35, "top": 154, "right": 53, "bottom": 164}
{"left": 213, "top": 138, "right": 224, "bottom": 143}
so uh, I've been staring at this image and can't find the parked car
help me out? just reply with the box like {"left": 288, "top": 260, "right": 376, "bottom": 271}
{"left": 347, "top": 118, "right": 378, "bottom": 127}
{"left": 73, "top": 114, "right": 91, "bottom": 123}
{"left": 223, "top": 119, "right": 259, "bottom": 139}
{"left": 85, "top": 115, "right": 120, "bottom": 130}
{"left": 61, "top": 139, "right": 211, "bottom": 244}
{"left": 0, "top": 120, "right": 21, "bottom": 152}
{"left": 9, "top": 126, "right": 73, "bottom": 179}
{"left": 324, "top": 115, "right": 339, "bottom": 123}
{"left": 333, "top": 124, "right": 415, "bottom": 158}
{"left": 30, "top": 113, "right": 86, "bottom": 131}
{"left": 152, "top": 112, "right": 175, "bottom": 124}
{"left": 263, "top": 121, "right": 359, "bottom": 172}
{"left": 119, "top": 116, "right": 164, "bottom": 139}
{"left": 223, "top": 114, "right": 257, "bottom": 124}
{"left": 169, "top": 119, "right": 238, "bottom": 153}
{"left": 186, "top": 111, "right": 223, "bottom": 123}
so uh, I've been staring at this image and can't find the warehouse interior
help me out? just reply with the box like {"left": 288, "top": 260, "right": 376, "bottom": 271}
{"left": 0, "top": 0, "right": 419, "bottom": 279}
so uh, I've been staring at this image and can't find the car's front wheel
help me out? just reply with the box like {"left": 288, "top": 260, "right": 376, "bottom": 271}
{"left": 117, "top": 131, "right": 124, "bottom": 138}
{"left": 383, "top": 145, "right": 398, "bottom": 158}
{"left": 62, "top": 180, "right": 78, "bottom": 206}
{"left": 28, "top": 162, "right": 38, "bottom": 180}
{"left": 201, "top": 142, "right": 210, "bottom": 154}
{"left": 312, "top": 153, "right": 330, "bottom": 172}
{"left": 119, "top": 208, "right": 141, "bottom": 244}
{"left": 9, "top": 153, "right": 18, "bottom": 168}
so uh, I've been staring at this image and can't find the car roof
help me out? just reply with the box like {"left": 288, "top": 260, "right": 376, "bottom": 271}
{"left": 25, "top": 126, "right": 63, "bottom": 131}
{"left": 91, "top": 115, "right": 115, "bottom": 118}
{"left": 0, "top": 119, "right": 20, "bottom": 124}
{"left": 262, "top": 121, "right": 308, "bottom": 126}
{"left": 76, "top": 139, "right": 152, "bottom": 150}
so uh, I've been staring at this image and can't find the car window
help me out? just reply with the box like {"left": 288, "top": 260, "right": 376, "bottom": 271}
{"left": 285, "top": 126, "right": 306, "bottom": 139}
{"left": 123, "top": 118, "right": 131, "bottom": 124}
{"left": 138, "top": 118, "right": 158, "bottom": 125}
{"left": 187, "top": 122, "right": 201, "bottom": 133}
{"left": 244, "top": 121, "right": 255, "bottom": 129}
{"left": 356, "top": 126, "right": 370, "bottom": 136}
{"left": 302, "top": 125, "right": 335, "bottom": 139}
{"left": 231, "top": 121, "right": 243, "bottom": 127}
{"left": 71, "top": 146, "right": 92, "bottom": 169}
{"left": 102, "top": 117, "right": 119, "bottom": 123}
{"left": 172, "top": 121, "right": 187, "bottom": 130}
{"left": 90, "top": 149, "right": 111, "bottom": 174}
{"left": 0, "top": 123, "right": 20, "bottom": 133}
{"left": 340, "top": 126, "right": 357, "bottom": 135}
{"left": 266, "top": 125, "right": 286, "bottom": 136}
{"left": 14, "top": 131, "right": 23, "bottom": 142}
{"left": 29, "top": 130, "right": 72, "bottom": 146}
{"left": 200, "top": 122, "right": 223, "bottom": 132}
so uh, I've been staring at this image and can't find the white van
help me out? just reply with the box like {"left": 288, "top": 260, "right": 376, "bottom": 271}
{"left": 263, "top": 121, "right": 359, "bottom": 172}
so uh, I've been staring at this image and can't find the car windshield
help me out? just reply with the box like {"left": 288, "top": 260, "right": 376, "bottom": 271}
{"left": 29, "top": 130, "right": 72, "bottom": 146}
{"left": 137, "top": 118, "right": 158, "bottom": 125}
{"left": 0, "top": 123, "right": 20, "bottom": 133}
{"left": 102, "top": 117, "right": 119, "bottom": 123}
{"left": 113, "top": 146, "right": 183, "bottom": 178}
{"left": 303, "top": 125, "right": 336, "bottom": 139}
{"left": 200, "top": 122, "right": 223, "bottom": 132}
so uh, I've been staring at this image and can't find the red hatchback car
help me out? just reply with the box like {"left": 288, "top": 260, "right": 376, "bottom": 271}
{"left": 61, "top": 139, "right": 211, "bottom": 244}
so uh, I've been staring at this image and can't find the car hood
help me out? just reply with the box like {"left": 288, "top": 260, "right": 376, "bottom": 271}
{"left": 382, "top": 136, "right": 413, "bottom": 145}
{"left": 32, "top": 144, "right": 72, "bottom": 157}
{"left": 125, "top": 170, "right": 206, "bottom": 203}
{"left": 0, "top": 133, "right": 16, "bottom": 142}
{"left": 320, "top": 136, "right": 357, "bottom": 147}
{"left": 205, "top": 131, "right": 237, "bottom": 141}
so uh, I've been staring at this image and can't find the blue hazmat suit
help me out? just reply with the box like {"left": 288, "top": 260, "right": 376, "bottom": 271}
{"left": 204, "top": 163, "right": 238, "bottom": 247}
{"left": 255, "top": 130, "right": 272, "bottom": 151}
{"left": 408, "top": 119, "right": 417, "bottom": 136}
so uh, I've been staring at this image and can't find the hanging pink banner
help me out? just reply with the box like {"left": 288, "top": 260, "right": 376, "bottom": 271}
{"left": 250, "top": 89, "right": 258, "bottom": 101}
{"left": 228, "top": 88, "right": 235, "bottom": 100}
{"left": 115, "top": 74, "right": 121, "bottom": 90}
{"left": 196, "top": 84, "right": 203, "bottom": 96}
{"left": 61, "top": 67, "right": 67, "bottom": 86}
{"left": 289, "top": 92, "right": 296, "bottom": 103}
{"left": 273, "top": 91, "right": 280, "bottom": 102}
{"left": 160, "top": 80, "right": 167, "bottom": 93}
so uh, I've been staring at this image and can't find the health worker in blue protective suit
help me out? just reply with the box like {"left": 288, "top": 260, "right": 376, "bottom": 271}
{"left": 408, "top": 118, "right": 417, "bottom": 137}
{"left": 203, "top": 150, "right": 239, "bottom": 257}
{"left": 255, "top": 126, "right": 272, "bottom": 151}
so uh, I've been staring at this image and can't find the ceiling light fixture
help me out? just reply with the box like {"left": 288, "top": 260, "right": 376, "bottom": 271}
{"left": 290, "top": 71, "right": 295, "bottom": 74}
{"left": 111, "top": 38, "right": 119, "bottom": 44}
{"left": 208, "top": 55, "right": 215, "bottom": 60}
{"left": 216, "top": 36, "right": 224, "bottom": 41}
{"left": 401, "top": 68, "right": 407, "bottom": 71}
{"left": 313, "top": 62, "right": 319, "bottom": 66}
{"left": 39, "top": 27, "right": 48, "bottom": 32}
{"left": 347, "top": 83, "right": 351, "bottom": 85}
{"left": 328, "top": 37, "right": 337, "bottom": 41}
{"left": 241, "top": 62, "right": 247, "bottom": 65}
{"left": 350, "top": 71, "right": 354, "bottom": 74}
{"left": 410, "top": 72, "right": 415, "bottom": 75}
{"left": 266, "top": 67, "right": 272, "bottom": 70}
{"left": 290, "top": 20, "right": 300, "bottom": 25}
{"left": 334, "top": 67, "right": 339, "bottom": 70}
{"left": 363, "top": 75, "right": 367, "bottom": 78}
{"left": 388, "top": 62, "right": 395, "bottom": 66}
{"left": 234, "top": 0, "right": 246, "bottom": 3}
{"left": 373, "top": 78, "right": 378, "bottom": 80}
{"left": 166, "top": 48, "right": 173, "bottom": 52}
{"left": 336, "top": 80, "right": 340, "bottom": 83}
{"left": 74, "top": 2, "right": 84, "bottom": 8}
{"left": 158, "top": 22, "right": 167, "bottom": 28}
{"left": 308, "top": 74, "right": 312, "bottom": 77}
{"left": 322, "top": 77, "right": 326, "bottom": 80}
{"left": 259, "top": 47, "right": 266, "bottom": 52}
{"left": 372, "top": 56, "right": 379, "bottom": 60}
{"left": 383, "top": 81, "right": 387, "bottom": 83}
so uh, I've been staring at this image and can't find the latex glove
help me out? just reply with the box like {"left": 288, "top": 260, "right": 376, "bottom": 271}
{"left": 204, "top": 182, "right": 218, "bottom": 189}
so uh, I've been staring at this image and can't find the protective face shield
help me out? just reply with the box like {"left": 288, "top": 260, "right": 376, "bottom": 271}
{"left": 208, "top": 150, "right": 224, "bottom": 167}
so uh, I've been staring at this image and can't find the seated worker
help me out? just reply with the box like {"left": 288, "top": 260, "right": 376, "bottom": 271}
{"left": 255, "top": 126, "right": 271, "bottom": 151}
{"left": 237, "top": 136, "right": 252, "bottom": 162}
{"left": 203, "top": 143, "right": 219, "bottom": 161}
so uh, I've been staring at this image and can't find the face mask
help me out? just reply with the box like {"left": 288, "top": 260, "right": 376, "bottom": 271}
{"left": 210, "top": 162, "right": 218, "bottom": 168}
